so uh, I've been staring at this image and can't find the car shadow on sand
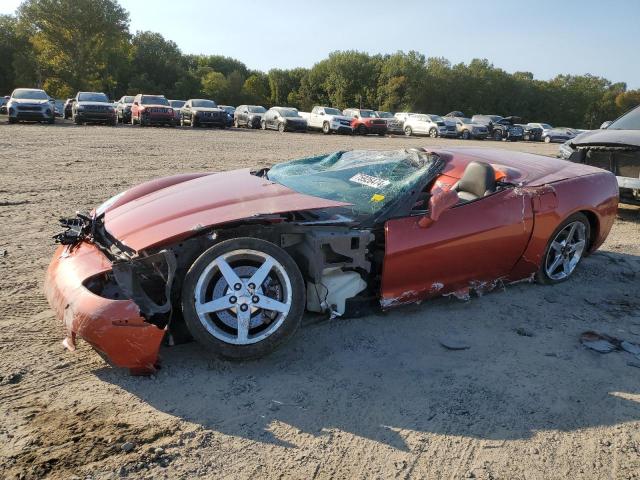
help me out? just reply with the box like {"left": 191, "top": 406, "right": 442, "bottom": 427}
{"left": 97, "top": 250, "right": 640, "bottom": 451}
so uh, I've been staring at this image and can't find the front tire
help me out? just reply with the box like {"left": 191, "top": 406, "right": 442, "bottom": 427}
{"left": 322, "top": 122, "right": 331, "bottom": 134}
{"left": 278, "top": 122, "right": 285, "bottom": 133}
{"left": 182, "top": 237, "right": 305, "bottom": 359}
{"left": 536, "top": 213, "right": 590, "bottom": 285}
{"left": 462, "top": 130, "right": 471, "bottom": 140}
{"left": 358, "top": 124, "right": 367, "bottom": 135}
{"left": 429, "top": 127, "right": 437, "bottom": 138}
{"left": 404, "top": 126, "right": 413, "bottom": 136}
{"left": 544, "top": 136, "right": 551, "bottom": 143}
{"left": 493, "top": 130, "right": 502, "bottom": 141}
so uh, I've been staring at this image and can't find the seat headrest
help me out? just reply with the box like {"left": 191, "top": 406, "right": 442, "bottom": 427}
{"left": 457, "top": 161, "right": 496, "bottom": 198}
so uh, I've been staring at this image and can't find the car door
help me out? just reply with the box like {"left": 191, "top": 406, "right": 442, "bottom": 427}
{"left": 381, "top": 188, "right": 534, "bottom": 306}
{"left": 238, "top": 106, "right": 247, "bottom": 125}
{"left": 182, "top": 101, "right": 191, "bottom": 123}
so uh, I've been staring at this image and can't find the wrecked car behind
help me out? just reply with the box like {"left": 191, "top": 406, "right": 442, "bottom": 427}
{"left": 45, "top": 148, "right": 619, "bottom": 374}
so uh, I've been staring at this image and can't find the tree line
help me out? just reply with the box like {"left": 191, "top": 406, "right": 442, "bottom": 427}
{"left": 1, "top": 0, "right": 639, "bottom": 129}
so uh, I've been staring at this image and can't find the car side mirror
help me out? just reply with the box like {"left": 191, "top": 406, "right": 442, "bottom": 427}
{"left": 418, "top": 188, "right": 459, "bottom": 228}
{"left": 600, "top": 120, "right": 612, "bottom": 129}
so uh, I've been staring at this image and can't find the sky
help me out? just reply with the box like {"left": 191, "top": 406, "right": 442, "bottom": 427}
{"left": 2, "top": 0, "right": 639, "bottom": 88}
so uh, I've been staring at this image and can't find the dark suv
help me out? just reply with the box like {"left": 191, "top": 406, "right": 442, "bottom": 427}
{"left": 180, "top": 99, "right": 227, "bottom": 128}
{"left": 234, "top": 105, "right": 267, "bottom": 128}
{"left": 131, "top": 94, "right": 175, "bottom": 127}
{"left": 471, "top": 114, "right": 524, "bottom": 141}
{"left": 72, "top": 91, "right": 116, "bottom": 125}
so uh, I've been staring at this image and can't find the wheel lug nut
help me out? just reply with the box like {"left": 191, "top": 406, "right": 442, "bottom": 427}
{"left": 240, "top": 304, "right": 248, "bottom": 312}
{"left": 234, "top": 283, "right": 242, "bottom": 291}
{"left": 248, "top": 283, "right": 256, "bottom": 289}
{"left": 229, "top": 296, "right": 237, "bottom": 304}
{"left": 252, "top": 296, "right": 259, "bottom": 304}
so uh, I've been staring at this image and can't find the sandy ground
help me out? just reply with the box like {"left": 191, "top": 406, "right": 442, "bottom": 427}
{"left": 0, "top": 121, "right": 639, "bottom": 480}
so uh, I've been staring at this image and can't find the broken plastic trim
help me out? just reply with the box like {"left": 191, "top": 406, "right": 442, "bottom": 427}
{"left": 111, "top": 250, "right": 177, "bottom": 325}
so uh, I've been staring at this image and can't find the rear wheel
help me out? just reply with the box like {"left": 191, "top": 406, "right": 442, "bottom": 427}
{"left": 536, "top": 213, "right": 590, "bottom": 285}
{"left": 182, "top": 237, "right": 305, "bottom": 359}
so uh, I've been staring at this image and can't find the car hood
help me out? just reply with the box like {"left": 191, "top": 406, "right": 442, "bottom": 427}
{"left": 104, "top": 169, "right": 348, "bottom": 251}
{"left": 192, "top": 107, "right": 224, "bottom": 113}
{"left": 571, "top": 128, "right": 640, "bottom": 148}
{"left": 10, "top": 98, "right": 49, "bottom": 105}
{"left": 77, "top": 101, "right": 112, "bottom": 107}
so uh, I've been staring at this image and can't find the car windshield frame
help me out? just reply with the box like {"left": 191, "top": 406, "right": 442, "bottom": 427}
{"left": 359, "top": 110, "right": 377, "bottom": 118}
{"left": 12, "top": 89, "right": 49, "bottom": 100}
{"left": 192, "top": 99, "right": 217, "bottom": 108}
{"left": 324, "top": 108, "right": 342, "bottom": 115}
{"left": 267, "top": 149, "right": 444, "bottom": 223}
{"left": 77, "top": 92, "right": 109, "bottom": 103}
{"left": 248, "top": 106, "right": 266, "bottom": 113}
{"left": 376, "top": 111, "right": 394, "bottom": 118}
{"left": 141, "top": 96, "right": 169, "bottom": 106}
{"left": 608, "top": 106, "right": 640, "bottom": 130}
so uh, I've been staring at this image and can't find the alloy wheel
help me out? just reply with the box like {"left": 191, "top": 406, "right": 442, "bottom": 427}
{"left": 544, "top": 221, "right": 587, "bottom": 281}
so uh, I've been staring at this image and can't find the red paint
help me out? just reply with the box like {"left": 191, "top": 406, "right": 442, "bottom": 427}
{"left": 105, "top": 169, "right": 349, "bottom": 251}
{"left": 45, "top": 243, "right": 165, "bottom": 374}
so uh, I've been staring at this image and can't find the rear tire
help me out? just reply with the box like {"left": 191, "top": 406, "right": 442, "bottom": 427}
{"left": 535, "top": 213, "right": 590, "bottom": 285}
{"left": 182, "top": 237, "right": 305, "bottom": 360}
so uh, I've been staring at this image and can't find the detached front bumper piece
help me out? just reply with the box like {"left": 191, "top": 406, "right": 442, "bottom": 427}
{"left": 45, "top": 242, "right": 167, "bottom": 374}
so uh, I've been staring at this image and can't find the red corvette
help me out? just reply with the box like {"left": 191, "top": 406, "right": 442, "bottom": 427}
{"left": 45, "top": 148, "right": 618, "bottom": 373}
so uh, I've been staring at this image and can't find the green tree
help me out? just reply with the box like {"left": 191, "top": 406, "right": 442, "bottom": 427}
{"left": 16, "top": 0, "right": 130, "bottom": 97}
{"left": 201, "top": 71, "right": 228, "bottom": 100}
{"left": 242, "top": 73, "right": 270, "bottom": 105}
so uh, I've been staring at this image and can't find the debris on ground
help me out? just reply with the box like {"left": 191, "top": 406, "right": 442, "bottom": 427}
{"left": 438, "top": 335, "right": 471, "bottom": 350}
{"left": 514, "top": 327, "right": 534, "bottom": 337}
{"left": 580, "top": 331, "right": 640, "bottom": 361}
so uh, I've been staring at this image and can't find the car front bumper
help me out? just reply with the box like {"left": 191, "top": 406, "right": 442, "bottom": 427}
{"left": 76, "top": 112, "right": 116, "bottom": 122}
{"left": 44, "top": 242, "right": 165, "bottom": 374}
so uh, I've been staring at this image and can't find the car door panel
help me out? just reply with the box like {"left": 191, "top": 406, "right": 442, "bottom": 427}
{"left": 381, "top": 188, "right": 534, "bottom": 306}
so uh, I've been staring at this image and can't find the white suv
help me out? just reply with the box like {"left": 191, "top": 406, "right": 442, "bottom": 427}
{"left": 302, "top": 106, "right": 353, "bottom": 134}
{"left": 403, "top": 114, "right": 448, "bottom": 138}
{"left": 7, "top": 88, "right": 55, "bottom": 124}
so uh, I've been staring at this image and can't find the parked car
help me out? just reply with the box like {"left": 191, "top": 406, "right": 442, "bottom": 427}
{"left": 375, "top": 111, "right": 404, "bottom": 135}
{"left": 262, "top": 107, "right": 307, "bottom": 132}
{"left": 518, "top": 124, "right": 543, "bottom": 142}
{"left": 6, "top": 88, "right": 55, "bottom": 124}
{"left": 234, "top": 105, "right": 267, "bottom": 129}
{"left": 393, "top": 112, "right": 418, "bottom": 124}
{"left": 218, "top": 105, "right": 235, "bottom": 127}
{"left": 560, "top": 105, "right": 640, "bottom": 205}
{"left": 445, "top": 111, "right": 465, "bottom": 118}
{"left": 53, "top": 100, "right": 64, "bottom": 117}
{"left": 472, "top": 115, "right": 524, "bottom": 141}
{"left": 343, "top": 108, "right": 387, "bottom": 135}
{"left": 542, "top": 127, "right": 577, "bottom": 143}
{"left": 115, "top": 95, "right": 135, "bottom": 123}
{"left": 131, "top": 94, "right": 175, "bottom": 127}
{"left": 71, "top": 91, "right": 116, "bottom": 126}
{"left": 168, "top": 100, "right": 186, "bottom": 123}
{"left": 301, "top": 106, "right": 353, "bottom": 134}
{"left": 0, "top": 95, "right": 9, "bottom": 114}
{"left": 527, "top": 122, "right": 554, "bottom": 135}
{"left": 47, "top": 147, "right": 618, "bottom": 373}
{"left": 452, "top": 117, "right": 489, "bottom": 139}
{"left": 180, "top": 99, "right": 227, "bottom": 128}
{"left": 403, "top": 114, "right": 448, "bottom": 138}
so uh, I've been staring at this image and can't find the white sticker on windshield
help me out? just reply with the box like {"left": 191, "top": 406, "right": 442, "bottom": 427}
{"left": 349, "top": 173, "right": 390, "bottom": 189}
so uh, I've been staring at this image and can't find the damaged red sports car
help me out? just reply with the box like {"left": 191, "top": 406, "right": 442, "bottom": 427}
{"left": 45, "top": 148, "right": 619, "bottom": 373}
